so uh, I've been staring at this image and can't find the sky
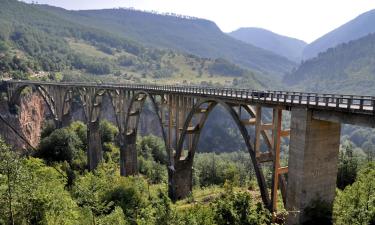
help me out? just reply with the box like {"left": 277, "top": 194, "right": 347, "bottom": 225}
{"left": 23, "top": 0, "right": 375, "bottom": 43}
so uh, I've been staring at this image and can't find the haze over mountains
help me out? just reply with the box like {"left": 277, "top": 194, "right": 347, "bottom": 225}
{"left": 302, "top": 9, "right": 375, "bottom": 60}
{"left": 228, "top": 27, "right": 307, "bottom": 62}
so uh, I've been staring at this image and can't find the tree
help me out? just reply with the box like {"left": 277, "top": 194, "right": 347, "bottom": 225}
{"left": 333, "top": 162, "right": 375, "bottom": 225}
{"left": 0, "top": 139, "right": 86, "bottom": 224}
{"left": 0, "top": 138, "right": 24, "bottom": 225}
{"left": 337, "top": 141, "right": 358, "bottom": 190}
{"left": 213, "top": 186, "right": 271, "bottom": 225}
{"left": 38, "top": 127, "right": 82, "bottom": 164}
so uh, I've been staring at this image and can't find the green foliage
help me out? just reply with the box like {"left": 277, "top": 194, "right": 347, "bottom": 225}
{"left": 212, "top": 187, "right": 271, "bottom": 225}
{"left": 337, "top": 141, "right": 358, "bottom": 190}
{"left": 284, "top": 33, "right": 375, "bottom": 95}
{"left": 0, "top": 0, "right": 269, "bottom": 88}
{"left": 137, "top": 135, "right": 168, "bottom": 184}
{"left": 104, "top": 176, "right": 149, "bottom": 222}
{"left": 178, "top": 204, "right": 215, "bottom": 225}
{"left": 208, "top": 58, "right": 245, "bottom": 77}
{"left": 333, "top": 162, "right": 375, "bottom": 225}
{"left": 38, "top": 127, "right": 82, "bottom": 164}
{"left": 68, "top": 121, "right": 88, "bottom": 148}
{"left": 0, "top": 40, "right": 9, "bottom": 52}
{"left": 137, "top": 135, "right": 167, "bottom": 164}
{"left": 100, "top": 120, "right": 119, "bottom": 144}
{"left": 0, "top": 139, "right": 85, "bottom": 224}
{"left": 40, "top": 6, "right": 295, "bottom": 76}
{"left": 193, "top": 152, "right": 253, "bottom": 187}
{"left": 96, "top": 207, "right": 128, "bottom": 225}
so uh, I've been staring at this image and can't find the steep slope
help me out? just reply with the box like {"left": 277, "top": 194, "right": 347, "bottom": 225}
{"left": 36, "top": 5, "right": 296, "bottom": 78}
{"left": 284, "top": 33, "right": 375, "bottom": 95}
{"left": 229, "top": 27, "right": 307, "bottom": 62}
{"left": 303, "top": 9, "right": 375, "bottom": 59}
{"left": 0, "top": 0, "right": 268, "bottom": 89}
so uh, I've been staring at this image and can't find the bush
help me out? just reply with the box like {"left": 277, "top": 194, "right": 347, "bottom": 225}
{"left": 213, "top": 187, "right": 271, "bottom": 225}
{"left": 138, "top": 135, "right": 167, "bottom": 165}
{"left": 38, "top": 128, "right": 82, "bottom": 164}
{"left": 100, "top": 120, "right": 119, "bottom": 144}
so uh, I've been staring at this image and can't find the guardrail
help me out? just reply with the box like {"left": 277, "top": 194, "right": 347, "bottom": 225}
{"left": 4, "top": 80, "right": 375, "bottom": 113}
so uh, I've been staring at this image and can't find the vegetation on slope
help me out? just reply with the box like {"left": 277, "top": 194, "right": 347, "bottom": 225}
{"left": 36, "top": 5, "right": 296, "bottom": 78}
{"left": 1, "top": 118, "right": 374, "bottom": 224}
{"left": 284, "top": 33, "right": 375, "bottom": 95}
{"left": 0, "top": 0, "right": 267, "bottom": 89}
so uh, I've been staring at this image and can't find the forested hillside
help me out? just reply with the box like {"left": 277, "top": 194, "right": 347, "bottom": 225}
{"left": 229, "top": 27, "right": 307, "bottom": 62}
{"left": 303, "top": 9, "right": 375, "bottom": 59}
{"left": 284, "top": 33, "right": 375, "bottom": 95}
{"left": 0, "top": 0, "right": 267, "bottom": 89}
{"left": 35, "top": 5, "right": 296, "bottom": 78}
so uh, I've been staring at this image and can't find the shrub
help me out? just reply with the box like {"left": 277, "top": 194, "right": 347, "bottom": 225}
{"left": 213, "top": 188, "right": 271, "bottom": 225}
{"left": 38, "top": 128, "right": 82, "bottom": 163}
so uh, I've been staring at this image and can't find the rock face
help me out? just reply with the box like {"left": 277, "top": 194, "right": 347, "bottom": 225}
{"left": 0, "top": 92, "right": 48, "bottom": 150}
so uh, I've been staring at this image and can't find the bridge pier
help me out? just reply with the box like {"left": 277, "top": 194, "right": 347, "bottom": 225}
{"left": 286, "top": 108, "right": 341, "bottom": 225}
{"left": 121, "top": 131, "right": 138, "bottom": 176}
{"left": 87, "top": 121, "right": 103, "bottom": 170}
{"left": 168, "top": 159, "right": 193, "bottom": 201}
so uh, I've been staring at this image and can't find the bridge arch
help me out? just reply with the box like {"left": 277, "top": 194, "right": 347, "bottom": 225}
{"left": 10, "top": 84, "right": 58, "bottom": 124}
{"left": 173, "top": 98, "right": 270, "bottom": 208}
{"left": 121, "top": 90, "right": 169, "bottom": 176}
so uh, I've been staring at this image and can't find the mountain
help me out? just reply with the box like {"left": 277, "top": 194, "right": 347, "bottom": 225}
{"left": 284, "top": 33, "right": 375, "bottom": 95}
{"left": 0, "top": 0, "right": 269, "bottom": 89}
{"left": 228, "top": 27, "right": 307, "bottom": 62}
{"left": 303, "top": 9, "right": 375, "bottom": 59}
{"left": 35, "top": 5, "right": 296, "bottom": 78}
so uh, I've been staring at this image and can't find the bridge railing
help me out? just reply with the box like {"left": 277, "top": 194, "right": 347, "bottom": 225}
{"left": 4, "top": 80, "right": 375, "bottom": 112}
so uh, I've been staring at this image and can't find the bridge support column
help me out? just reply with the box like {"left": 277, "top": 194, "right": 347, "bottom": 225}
{"left": 168, "top": 160, "right": 193, "bottom": 201}
{"left": 87, "top": 121, "right": 103, "bottom": 170}
{"left": 122, "top": 132, "right": 138, "bottom": 176}
{"left": 286, "top": 108, "right": 341, "bottom": 225}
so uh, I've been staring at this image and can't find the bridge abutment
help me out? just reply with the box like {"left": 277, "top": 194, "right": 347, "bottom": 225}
{"left": 286, "top": 108, "right": 341, "bottom": 225}
{"left": 87, "top": 121, "right": 103, "bottom": 170}
{"left": 168, "top": 159, "right": 193, "bottom": 201}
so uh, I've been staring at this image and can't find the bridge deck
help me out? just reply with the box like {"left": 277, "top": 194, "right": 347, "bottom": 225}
{"left": 4, "top": 80, "right": 375, "bottom": 126}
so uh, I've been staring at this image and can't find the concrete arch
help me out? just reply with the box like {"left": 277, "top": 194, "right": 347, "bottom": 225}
{"left": 10, "top": 84, "right": 58, "bottom": 123}
{"left": 175, "top": 98, "right": 271, "bottom": 208}
{"left": 121, "top": 91, "right": 169, "bottom": 176}
{"left": 61, "top": 86, "right": 89, "bottom": 123}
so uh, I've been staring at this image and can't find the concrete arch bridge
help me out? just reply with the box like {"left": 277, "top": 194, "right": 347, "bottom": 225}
{"left": 3, "top": 80, "right": 375, "bottom": 224}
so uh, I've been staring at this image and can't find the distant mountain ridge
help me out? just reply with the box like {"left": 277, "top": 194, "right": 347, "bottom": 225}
{"left": 0, "top": 0, "right": 268, "bottom": 89}
{"left": 229, "top": 27, "right": 307, "bottom": 62}
{"left": 284, "top": 33, "right": 375, "bottom": 95}
{"left": 303, "top": 9, "right": 375, "bottom": 59}
{"left": 36, "top": 5, "right": 296, "bottom": 78}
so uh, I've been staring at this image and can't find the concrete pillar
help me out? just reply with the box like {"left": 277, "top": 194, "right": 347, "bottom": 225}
{"left": 87, "top": 121, "right": 102, "bottom": 170}
{"left": 168, "top": 159, "right": 193, "bottom": 201}
{"left": 121, "top": 131, "right": 138, "bottom": 176}
{"left": 286, "top": 108, "right": 341, "bottom": 225}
